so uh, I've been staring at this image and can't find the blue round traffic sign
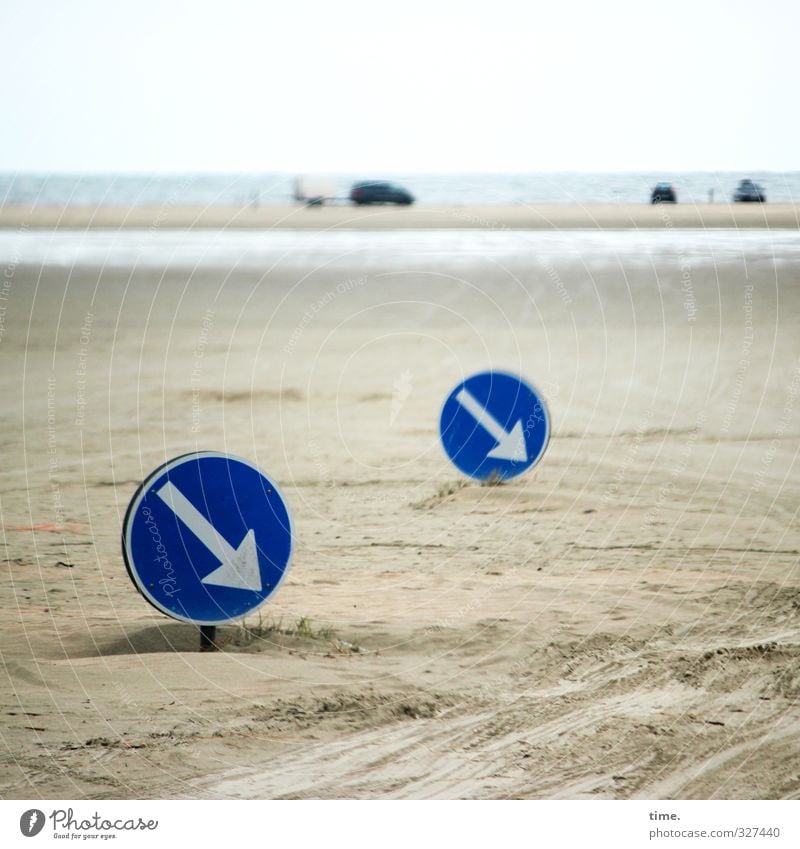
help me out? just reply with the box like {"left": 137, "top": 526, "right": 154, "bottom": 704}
{"left": 439, "top": 371, "right": 550, "bottom": 481}
{"left": 122, "top": 452, "right": 293, "bottom": 625}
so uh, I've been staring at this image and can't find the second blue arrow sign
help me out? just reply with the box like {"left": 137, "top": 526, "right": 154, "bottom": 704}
{"left": 439, "top": 370, "right": 551, "bottom": 482}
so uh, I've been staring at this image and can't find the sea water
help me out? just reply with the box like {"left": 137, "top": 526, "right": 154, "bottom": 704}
{"left": 2, "top": 171, "right": 799, "bottom": 207}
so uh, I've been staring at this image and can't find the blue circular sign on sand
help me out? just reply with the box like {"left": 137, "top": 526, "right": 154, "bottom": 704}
{"left": 440, "top": 371, "right": 550, "bottom": 481}
{"left": 122, "top": 452, "right": 293, "bottom": 625}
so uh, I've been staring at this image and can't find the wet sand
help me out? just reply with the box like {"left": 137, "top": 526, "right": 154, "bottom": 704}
{"left": 1, "top": 228, "right": 799, "bottom": 799}
{"left": 0, "top": 202, "right": 798, "bottom": 230}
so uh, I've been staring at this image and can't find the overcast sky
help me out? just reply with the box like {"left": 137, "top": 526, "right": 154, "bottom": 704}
{"left": 1, "top": 0, "right": 798, "bottom": 173}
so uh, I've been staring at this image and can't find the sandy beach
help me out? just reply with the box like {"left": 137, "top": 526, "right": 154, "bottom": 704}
{"left": 1, "top": 202, "right": 799, "bottom": 231}
{"left": 1, "top": 225, "right": 799, "bottom": 800}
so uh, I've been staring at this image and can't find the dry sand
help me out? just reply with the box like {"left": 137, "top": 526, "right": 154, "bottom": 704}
{"left": 1, "top": 226, "right": 799, "bottom": 799}
{"left": 1, "top": 202, "right": 799, "bottom": 230}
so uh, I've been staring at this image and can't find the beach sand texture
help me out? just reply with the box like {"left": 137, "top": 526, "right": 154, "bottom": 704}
{"left": 1, "top": 202, "right": 799, "bottom": 230}
{"left": 1, "top": 227, "right": 799, "bottom": 799}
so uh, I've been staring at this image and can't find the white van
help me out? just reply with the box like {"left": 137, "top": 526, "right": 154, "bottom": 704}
{"left": 293, "top": 175, "right": 337, "bottom": 206}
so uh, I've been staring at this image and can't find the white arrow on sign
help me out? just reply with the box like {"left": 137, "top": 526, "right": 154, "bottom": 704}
{"left": 155, "top": 481, "right": 262, "bottom": 592}
{"left": 455, "top": 388, "right": 528, "bottom": 462}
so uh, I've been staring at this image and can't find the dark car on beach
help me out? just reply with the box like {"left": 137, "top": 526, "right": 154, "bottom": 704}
{"left": 350, "top": 181, "right": 415, "bottom": 205}
{"left": 733, "top": 179, "right": 765, "bottom": 203}
{"left": 651, "top": 182, "right": 677, "bottom": 204}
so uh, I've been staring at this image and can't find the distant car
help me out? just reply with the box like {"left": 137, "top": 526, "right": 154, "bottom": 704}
{"left": 651, "top": 183, "right": 677, "bottom": 204}
{"left": 733, "top": 179, "right": 765, "bottom": 203}
{"left": 350, "top": 181, "right": 414, "bottom": 205}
